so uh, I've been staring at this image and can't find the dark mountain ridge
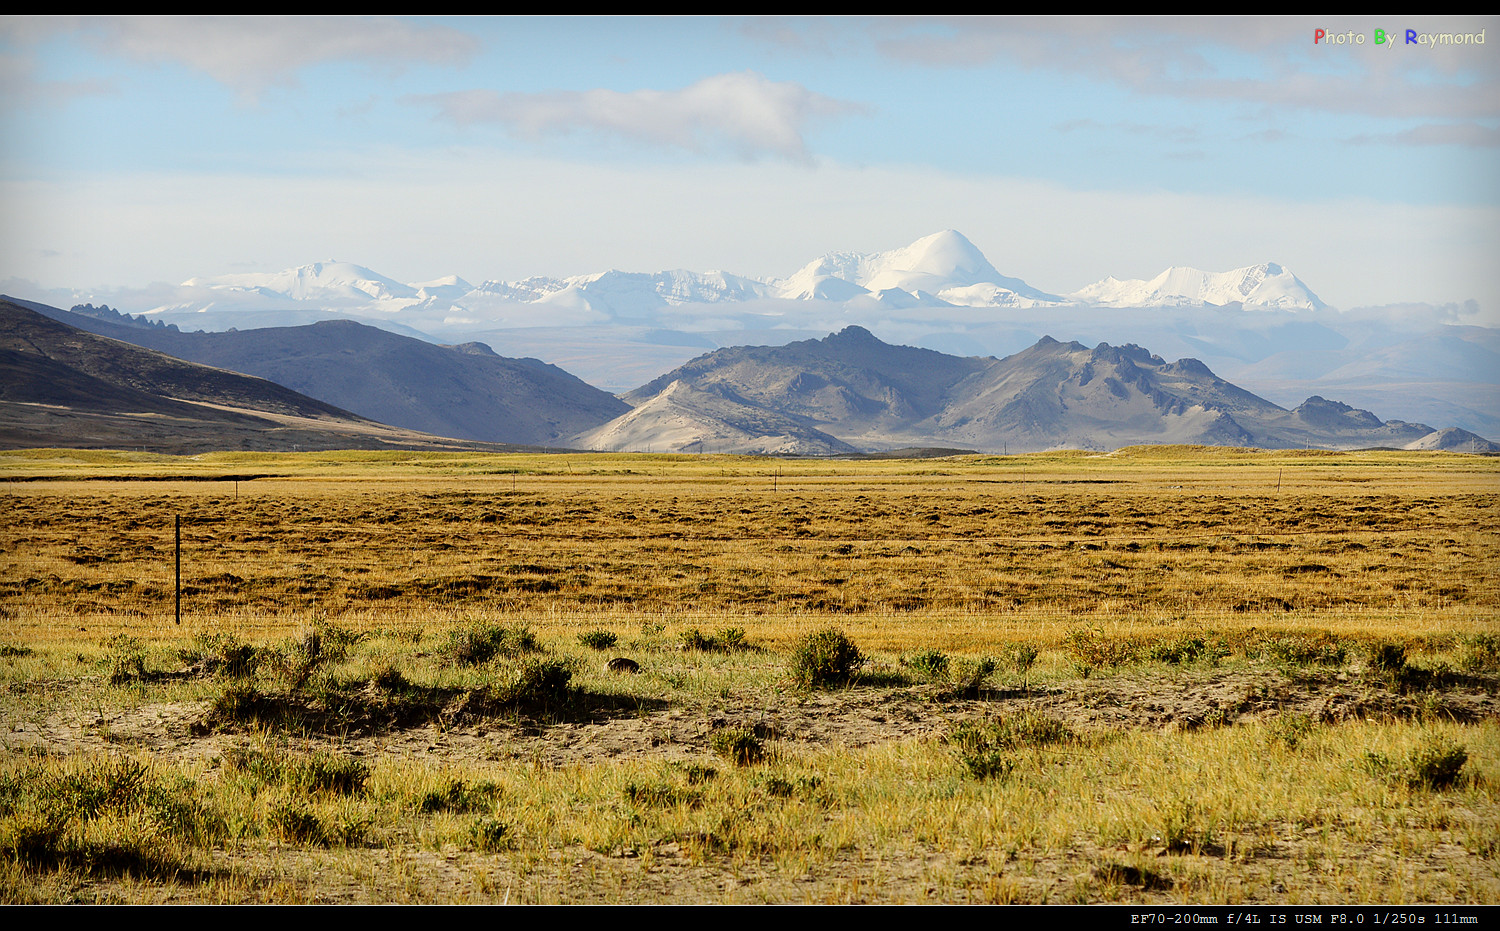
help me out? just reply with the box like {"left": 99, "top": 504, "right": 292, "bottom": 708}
{"left": 17, "top": 302, "right": 629, "bottom": 446}
{"left": 0, "top": 300, "right": 490, "bottom": 453}
{"left": 601, "top": 326, "right": 1462, "bottom": 454}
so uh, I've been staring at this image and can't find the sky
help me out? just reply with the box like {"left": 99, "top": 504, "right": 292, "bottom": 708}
{"left": 2, "top": 15, "right": 1497, "bottom": 317}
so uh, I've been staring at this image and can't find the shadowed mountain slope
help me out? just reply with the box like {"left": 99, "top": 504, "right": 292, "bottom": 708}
{"left": 20, "top": 303, "right": 629, "bottom": 445}
{"left": 624, "top": 326, "right": 990, "bottom": 432}
{"left": 0, "top": 301, "right": 495, "bottom": 453}
{"left": 607, "top": 328, "right": 1452, "bottom": 454}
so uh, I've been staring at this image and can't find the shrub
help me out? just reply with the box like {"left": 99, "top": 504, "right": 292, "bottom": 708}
{"left": 790, "top": 628, "right": 863, "bottom": 689}
{"left": 1368, "top": 641, "right": 1408, "bottom": 675}
{"left": 1458, "top": 633, "right": 1500, "bottom": 673}
{"left": 1365, "top": 739, "right": 1469, "bottom": 791}
{"left": 679, "top": 626, "right": 749, "bottom": 653}
{"left": 946, "top": 711, "right": 1076, "bottom": 779}
{"left": 1269, "top": 713, "right": 1314, "bottom": 750}
{"left": 440, "top": 623, "right": 539, "bottom": 667}
{"left": 419, "top": 779, "right": 501, "bottom": 814}
{"left": 578, "top": 629, "right": 618, "bottom": 650}
{"left": 624, "top": 781, "right": 699, "bottom": 807}
{"left": 715, "top": 626, "right": 747, "bottom": 651}
{"left": 179, "top": 633, "right": 260, "bottom": 679}
{"left": 288, "top": 753, "right": 370, "bottom": 796}
{"left": 1406, "top": 739, "right": 1468, "bottom": 791}
{"left": 1010, "top": 644, "right": 1039, "bottom": 676}
{"left": 368, "top": 662, "right": 409, "bottom": 692}
{"left": 937, "top": 656, "right": 999, "bottom": 699}
{"left": 496, "top": 658, "right": 576, "bottom": 712}
{"left": 957, "top": 746, "right": 1015, "bottom": 781}
{"left": 1159, "top": 798, "right": 1217, "bottom": 854}
{"left": 268, "top": 802, "right": 330, "bottom": 846}
{"left": 679, "top": 627, "right": 713, "bottom": 651}
{"left": 202, "top": 684, "right": 281, "bottom": 731}
{"left": 682, "top": 763, "right": 718, "bottom": 785}
{"left": 223, "top": 745, "right": 285, "bottom": 788}
{"left": 1065, "top": 628, "right": 1136, "bottom": 673}
{"left": 279, "top": 619, "right": 364, "bottom": 686}
{"left": 1095, "top": 861, "right": 1172, "bottom": 891}
{"left": 0, "top": 813, "right": 68, "bottom": 867}
{"left": 900, "top": 648, "right": 949, "bottom": 682}
{"left": 709, "top": 727, "right": 765, "bottom": 765}
{"left": 469, "top": 818, "right": 510, "bottom": 852}
{"left": 225, "top": 748, "right": 369, "bottom": 797}
{"left": 1262, "top": 634, "right": 1348, "bottom": 667}
{"left": 105, "top": 635, "right": 150, "bottom": 686}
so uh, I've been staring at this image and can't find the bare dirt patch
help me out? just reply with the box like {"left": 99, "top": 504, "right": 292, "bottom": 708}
{"left": 12, "top": 669, "right": 1494, "bottom": 770}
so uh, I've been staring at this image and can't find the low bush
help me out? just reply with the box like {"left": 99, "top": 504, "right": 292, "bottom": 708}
{"left": 790, "top": 628, "right": 863, "bottom": 689}
{"left": 1010, "top": 644, "right": 1039, "bottom": 676}
{"left": 1406, "top": 739, "right": 1469, "bottom": 790}
{"left": 495, "top": 658, "right": 577, "bottom": 714}
{"left": 224, "top": 747, "right": 370, "bottom": 797}
{"left": 679, "top": 626, "right": 748, "bottom": 652}
{"left": 268, "top": 802, "right": 330, "bottom": 846}
{"left": 624, "top": 781, "right": 700, "bottom": 807}
{"left": 440, "top": 623, "right": 540, "bottom": 667}
{"left": 105, "top": 635, "right": 150, "bottom": 686}
{"left": 709, "top": 727, "right": 765, "bottom": 766}
{"left": 418, "top": 779, "right": 502, "bottom": 814}
{"left": 1147, "top": 636, "right": 1228, "bottom": 666}
{"left": 946, "top": 656, "right": 998, "bottom": 699}
{"left": 1458, "top": 633, "right": 1500, "bottom": 673}
{"left": 1269, "top": 713, "right": 1315, "bottom": 750}
{"left": 1368, "top": 641, "right": 1408, "bottom": 675}
{"left": 179, "top": 633, "right": 260, "bottom": 679}
{"left": 946, "top": 711, "right": 1076, "bottom": 779}
{"left": 468, "top": 817, "right": 510, "bottom": 852}
{"left": 1065, "top": 628, "right": 1136, "bottom": 674}
{"left": 578, "top": 629, "right": 618, "bottom": 650}
{"left": 900, "top": 648, "right": 949, "bottom": 682}
{"left": 1261, "top": 634, "right": 1348, "bottom": 667}
{"left": 1365, "top": 738, "right": 1469, "bottom": 791}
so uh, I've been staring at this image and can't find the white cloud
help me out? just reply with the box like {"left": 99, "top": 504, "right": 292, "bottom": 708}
{"left": 411, "top": 71, "right": 866, "bottom": 160}
{"left": 2, "top": 15, "right": 478, "bottom": 100}
{"left": 754, "top": 16, "right": 1500, "bottom": 124}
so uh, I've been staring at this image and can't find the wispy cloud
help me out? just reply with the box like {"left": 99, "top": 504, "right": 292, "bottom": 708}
{"left": 1055, "top": 118, "right": 1203, "bottom": 146}
{"left": 0, "top": 48, "right": 114, "bottom": 109}
{"left": 1348, "top": 123, "right": 1500, "bottom": 148}
{"left": 2, "top": 15, "right": 479, "bottom": 101}
{"left": 752, "top": 16, "right": 1500, "bottom": 123}
{"left": 410, "top": 71, "right": 865, "bottom": 161}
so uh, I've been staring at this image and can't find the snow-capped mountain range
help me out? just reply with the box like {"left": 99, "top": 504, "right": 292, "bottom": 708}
{"left": 1070, "top": 263, "right": 1328, "bottom": 311}
{"left": 166, "top": 231, "right": 1328, "bottom": 318}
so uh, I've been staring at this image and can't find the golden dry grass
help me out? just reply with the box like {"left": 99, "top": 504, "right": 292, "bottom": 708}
{"left": 2, "top": 447, "right": 1495, "bottom": 649}
{"left": 0, "top": 446, "right": 1496, "bottom": 904}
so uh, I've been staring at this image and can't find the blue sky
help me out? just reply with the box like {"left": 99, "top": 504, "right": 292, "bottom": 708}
{"left": 2, "top": 15, "right": 1497, "bottom": 315}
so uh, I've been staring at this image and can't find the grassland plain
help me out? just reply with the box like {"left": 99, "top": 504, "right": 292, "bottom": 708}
{"left": 0, "top": 446, "right": 1495, "bottom": 904}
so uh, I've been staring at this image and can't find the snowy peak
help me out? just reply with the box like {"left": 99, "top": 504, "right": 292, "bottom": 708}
{"left": 1072, "top": 262, "right": 1327, "bottom": 311}
{"left": 777, "top": 230, "right": 1063, "bottom": 307}
{"left": 163, "top": 236, "right": 1334, "bottom": 323}
{"left": 412, "top": 275, "right": 474, "bottom": 302}
{"left": 862, "top": 229, "right": 1002, "bottom": 291}
{"left": 180, "top": 262, "right": 429, "bottom": 305}
{"left": 568, "top": 269, "right": 774, "bottom": 307}
{"left": 182, "top": 261, "right": 423, "bottom": 303}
